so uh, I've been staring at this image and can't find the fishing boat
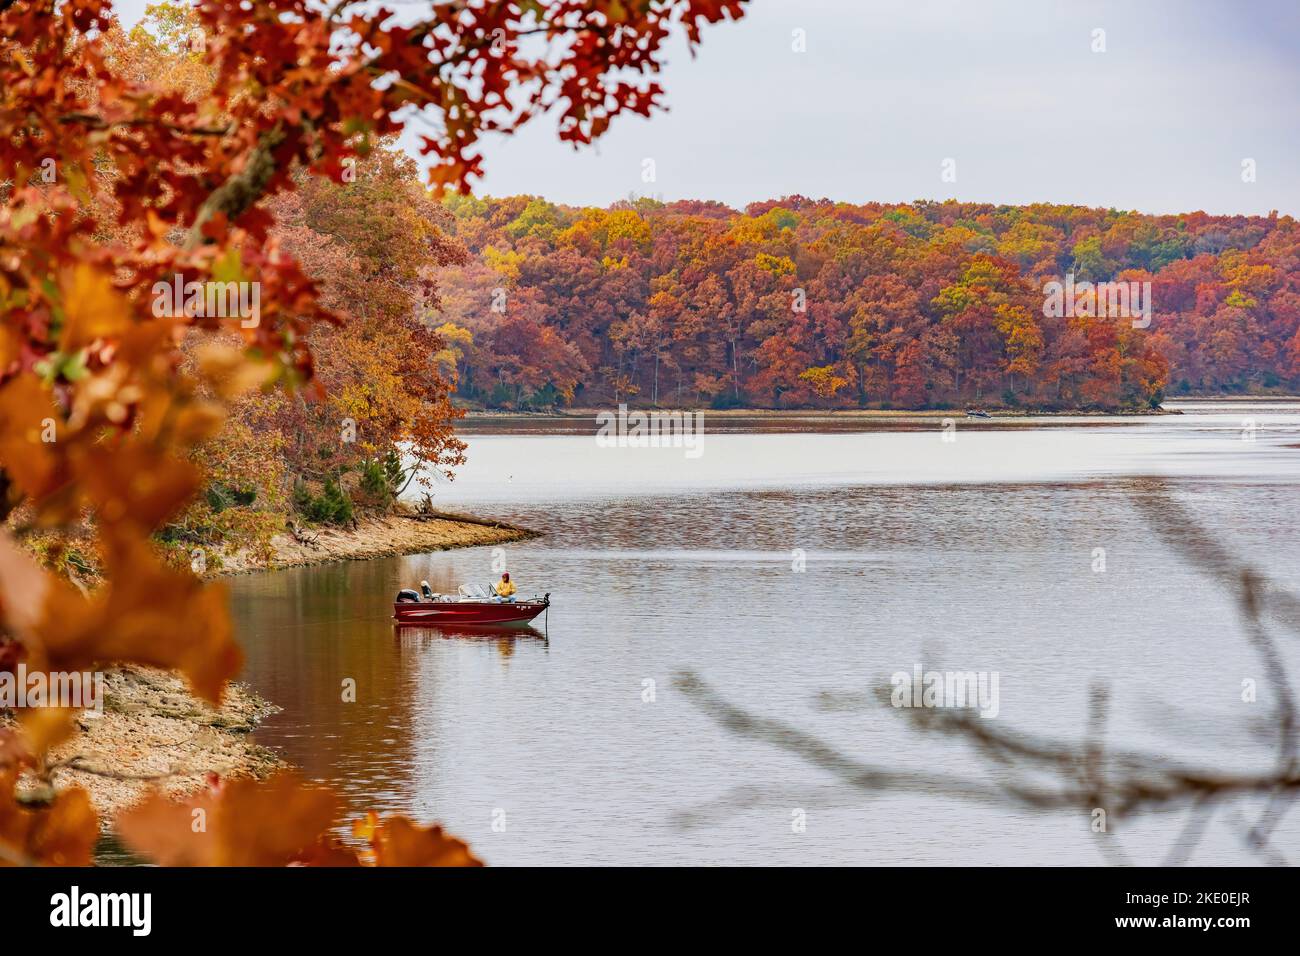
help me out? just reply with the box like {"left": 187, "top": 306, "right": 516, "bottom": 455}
{"left": 965, "top": 408, "right": 992, "bottom": 419}
{"left": 393, "top": 583, "right": 550, "bottom": 627}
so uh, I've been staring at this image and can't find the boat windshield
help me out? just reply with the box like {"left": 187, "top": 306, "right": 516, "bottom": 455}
{"left": 457, "top": 583, "right": 492, "bottom": 599}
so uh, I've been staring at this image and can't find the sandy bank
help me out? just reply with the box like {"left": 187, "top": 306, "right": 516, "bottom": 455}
{"left": 8, "top": 665, "right": 285, "bottom": 823}
{"left": 217, "top": 511, "right": 536, "bottom": 575}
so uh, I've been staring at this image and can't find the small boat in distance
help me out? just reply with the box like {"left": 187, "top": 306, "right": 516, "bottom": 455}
{"left": 965, "top": 408, "right": 992, "bottom": 419}
{"left": 393, "top": 583, "right": 550, "bottom": 628}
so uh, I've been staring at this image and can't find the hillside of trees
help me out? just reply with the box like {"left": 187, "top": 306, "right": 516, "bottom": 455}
{"left": 0, "top": 0, "right": 750, "bottom": 868}
{"left": 71, "top": 13, "right": 471, "bottom": 565}
{"left": 432, "top": 196, "right": 1300, "bottom": 411}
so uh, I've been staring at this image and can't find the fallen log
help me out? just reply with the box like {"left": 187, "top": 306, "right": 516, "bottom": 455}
{"left": 286, "top": 519, "right": 321, "bottom": 546}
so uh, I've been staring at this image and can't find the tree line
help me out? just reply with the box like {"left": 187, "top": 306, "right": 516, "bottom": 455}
{"left": 433, "top": 195, "right": 1299, "bottom": 411}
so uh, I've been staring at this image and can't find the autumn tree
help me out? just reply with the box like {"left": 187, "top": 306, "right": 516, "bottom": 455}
{"left": 0, "top": 0, "right": 747, "bottom": 866}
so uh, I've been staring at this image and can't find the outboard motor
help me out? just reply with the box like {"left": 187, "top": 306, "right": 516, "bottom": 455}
{"left": 396, "top": 589, "right": 421, "bottom": 604}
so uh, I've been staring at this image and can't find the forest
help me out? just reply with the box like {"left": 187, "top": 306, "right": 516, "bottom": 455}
{"left": 434, "top": 194, "right": 1300, "bottom": 412}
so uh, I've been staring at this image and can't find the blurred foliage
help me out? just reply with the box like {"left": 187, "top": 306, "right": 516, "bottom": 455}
{"left": 0, "top": 0, "right": 746, "bottom": 866}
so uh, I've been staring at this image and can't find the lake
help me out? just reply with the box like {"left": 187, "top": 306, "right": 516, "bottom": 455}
{"left": 229, "top": 401, "right": 1300, "bottom": 865}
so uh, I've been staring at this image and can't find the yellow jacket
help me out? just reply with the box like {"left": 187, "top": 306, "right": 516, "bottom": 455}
{"left": 496, "top": 578, "right": 517, "bottom": 597}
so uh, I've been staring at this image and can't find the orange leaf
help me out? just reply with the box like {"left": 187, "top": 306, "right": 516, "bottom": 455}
{"left": 0, "top": 325, "right": 14, "bottom": 370}
{"left": 368, "top": 816, "right": 483, "bottom": 867}
{"left": 114, "top": 789, "right": 217, "bottom": 866}
{"left": 0, "top": 772, "right": 98, "bottom": 867}
{"left": 212, "top": 774, "right": 339, "bottom": 866}
{"left": 58, "top": 263, "right": 131, "bottom": 353}
{"left": 75, "top": 443, "right": 201, "bottom": 532}
{"left": 118, "top": 773, "right": 341, "bottom": 866}
{"left": 35, "top": 528, "right": 241, "bottom": 705}
{"left": 194, "top": 343, "right": 275, "bottom": 400}
{"left": 0, "top": 530, "right": 53, "bottom": 639}
{"left": 0, "top": 375, "right": 67, "bottom": 501}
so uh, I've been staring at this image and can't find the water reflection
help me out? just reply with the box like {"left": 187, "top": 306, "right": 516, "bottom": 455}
{"left": 228, "top": 401, "right": 1300, "bottom": 865}
{"left": 394, "top": 623, "right": 549, "bottom": 652}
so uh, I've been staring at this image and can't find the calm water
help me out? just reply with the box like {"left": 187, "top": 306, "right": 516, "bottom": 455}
{"left": 229, "top": 401, "right": 1300, "bottom": 865}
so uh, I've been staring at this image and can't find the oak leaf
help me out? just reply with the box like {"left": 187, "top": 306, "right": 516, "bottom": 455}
{"left": 58, "top": 263, "right": 131, "bottom": 353}
{"left": 367, "top": 815, "right": 484, "bottom": 867}
{"left": 117, "top": 772, "right": 339, "bottom": 866}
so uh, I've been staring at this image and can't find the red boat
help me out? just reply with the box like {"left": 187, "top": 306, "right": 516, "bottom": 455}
{"left": 394, "top": 583, "right": 550, "bottom": 628}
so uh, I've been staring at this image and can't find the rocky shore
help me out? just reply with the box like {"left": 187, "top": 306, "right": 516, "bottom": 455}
{"left": 16, "top": 509, "right": 536, "bottom": 824}
{"left": 217, "top": 510, "right": 535, "bottom": 575}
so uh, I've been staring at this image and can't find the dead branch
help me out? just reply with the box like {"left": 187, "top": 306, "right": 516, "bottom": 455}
{"left": 676, "top": 480, "right": 1300, "bottom": 865}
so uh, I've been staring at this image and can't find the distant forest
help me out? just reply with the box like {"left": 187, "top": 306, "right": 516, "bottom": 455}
{"left": 433, "top": 195, "right": 1300, "bottom": 411}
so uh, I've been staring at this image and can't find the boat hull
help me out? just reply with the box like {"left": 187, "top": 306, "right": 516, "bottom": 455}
{"left": 393, "top": 600, "right": 548, "bottom": 627}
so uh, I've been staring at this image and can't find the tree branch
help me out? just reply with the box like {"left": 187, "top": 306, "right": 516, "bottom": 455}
{"left": 185, "top": 124, "right": 286, "bottom": 248}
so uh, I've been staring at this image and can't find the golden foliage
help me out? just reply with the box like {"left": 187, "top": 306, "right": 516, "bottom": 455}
{"left": 0, "top": 0, "right": 745, "bottom": 868}
{"left": 118, "top": 774, "right": 482, "bottom": 867}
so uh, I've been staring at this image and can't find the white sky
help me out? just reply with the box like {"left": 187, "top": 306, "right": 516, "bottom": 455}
{"left": 115, "top": 0, "right": 1300, "bottom": 215}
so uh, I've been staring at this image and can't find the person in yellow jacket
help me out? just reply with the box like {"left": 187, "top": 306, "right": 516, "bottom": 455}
{"left": 494, "top": 572, "right": 517, "bottom": 602}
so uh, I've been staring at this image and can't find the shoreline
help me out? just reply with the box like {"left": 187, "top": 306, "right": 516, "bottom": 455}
{"left": 20, "top": 508, "right": 537, "bottom": 825}
{"left": 9, "top": 665, "right": 286, "bottom": 825}
{"left": 458, "top": 397, "right": 1300, "bottom": 421}
{"left": 215, "top": 510, "right": 537, "bottom": 576}
{"left": 460, "top": 405, "right": 1179, "bottom": 419}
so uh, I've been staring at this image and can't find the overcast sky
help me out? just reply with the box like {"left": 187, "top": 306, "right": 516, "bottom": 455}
{"left": 116, "top": 0, "right": 1300, "bottom": 215}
